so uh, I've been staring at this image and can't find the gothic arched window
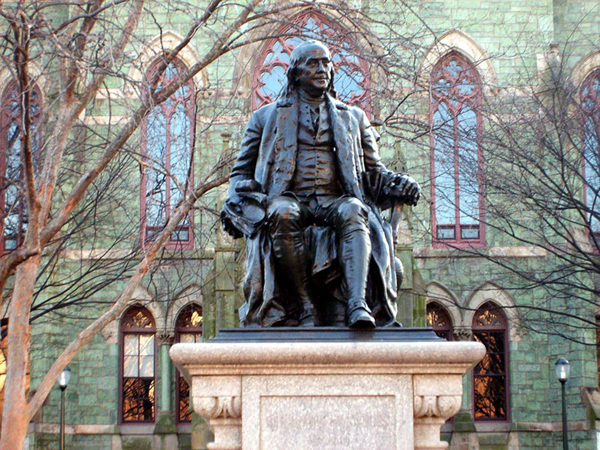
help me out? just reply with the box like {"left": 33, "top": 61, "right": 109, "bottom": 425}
{"left": 252, "top": 11, "right": 371, "bottom": 114}
{"left": 596, "top": 316, "right": 600, "bottom": 389}
{"left": 175, "top": 304, "right": 203, "bottom": 423}
{"left": 430, "top": 51, "right": 484, "bottom": 247}
{"left": 472, "top": 302, "right": 509, "bottom": 421}
{"left": 141, "top": 58, "right": 195, "bottom": 248}
{"left": 0, "top": 81, "right": 42, "bottom": 252}
{"left": 426, "top": 302, "right": 453, "bottom": 340}
{"left": 581, "top": 69, "right": 600, "bottom": 234}
{"left": 120, "top": 305, "right": 156, "bottom": 423}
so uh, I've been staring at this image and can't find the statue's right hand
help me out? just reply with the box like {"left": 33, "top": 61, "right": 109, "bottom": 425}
{"left": 235, "top": 179, "right": 263, "bottom": 193}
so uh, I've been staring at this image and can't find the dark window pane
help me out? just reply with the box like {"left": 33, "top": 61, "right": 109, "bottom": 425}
{"left": 122, "top": 378, "right": 155, "bottom": 422}
{"left": 473, "top": 302, "right": 508, "bottom": 421}
{"left": 437, "top": 226, "right": 456, "bottom": 240}
{"left": 175, "top": 304, "right": 202, "bottom": 422}
{"left": 461, "top": 225, "right": 480, "bottom": 239}
{"left": 178, "top": 377, "right": 192, "bottom": 422}
{"left": 426, "top": 302, "right": 453, "bottom": 340}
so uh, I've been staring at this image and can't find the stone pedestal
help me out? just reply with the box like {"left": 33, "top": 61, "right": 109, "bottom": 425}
{"left": 170, "top": 329, "right": 485, "bottom": 450}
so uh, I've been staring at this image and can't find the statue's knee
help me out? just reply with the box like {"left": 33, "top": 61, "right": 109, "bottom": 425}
{"left": 337, "top": 198, "right": 369, "bottom": 224}
{"left": 267, "top": 198, "right": 303, "bottom": 232}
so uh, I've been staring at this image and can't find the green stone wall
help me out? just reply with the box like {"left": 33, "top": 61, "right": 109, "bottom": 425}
{"left": 15, "top": 0, "right": 600, "bottom": 448}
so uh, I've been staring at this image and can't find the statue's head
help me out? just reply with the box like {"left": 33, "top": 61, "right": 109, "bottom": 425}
{"left": 285, "top": 40, "right": 336, "bottom": 98}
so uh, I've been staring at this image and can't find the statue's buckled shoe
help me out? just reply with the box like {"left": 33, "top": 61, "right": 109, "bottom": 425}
{"left": 298, "top": 302, "right": 315, "bottom": 327}
{"left": 348, "top": 306, "right": 376, "bottom": 329}
{"left": 299, "top": 310, "right": 315, "bottom": 327}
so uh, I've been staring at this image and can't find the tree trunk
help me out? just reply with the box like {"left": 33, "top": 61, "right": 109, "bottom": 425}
{"left": 1, "top": 255, "right": 41, "bottom": 450}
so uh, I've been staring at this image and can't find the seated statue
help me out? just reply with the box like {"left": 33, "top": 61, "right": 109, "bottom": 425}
{"left": 221, "top": 41, "right": 420, "bottom": 328}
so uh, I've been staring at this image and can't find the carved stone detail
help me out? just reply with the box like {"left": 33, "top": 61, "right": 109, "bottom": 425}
{"left": 157, "top": 332, "right": 175, "bottom": 345}
{"left": 414, "top": 394, "right": 462, "bottom": 420}
{"left": 452, "top": 327, "right": 473, "bottom": 341}
{"left": 195, "top": 396, "right": 241, "bottom": 420}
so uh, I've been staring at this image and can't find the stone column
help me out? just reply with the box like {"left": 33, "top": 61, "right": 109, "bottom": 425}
{"left": 154, "top": 332, "right": 177, "bottom": 441}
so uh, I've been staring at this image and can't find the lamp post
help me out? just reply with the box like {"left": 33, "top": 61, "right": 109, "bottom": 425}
{"left": 57, "top": 366, "right": 71, "bottom": 450}
{"left": 555, "top": 358, "right": 570, "bottom": 450}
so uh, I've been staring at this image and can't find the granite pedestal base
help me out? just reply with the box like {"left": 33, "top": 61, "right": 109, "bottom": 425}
{"left": 170, "top": 329, "right": 485, "bottom": 450}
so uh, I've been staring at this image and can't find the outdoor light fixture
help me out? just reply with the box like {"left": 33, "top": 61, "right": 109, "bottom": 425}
{"left": 555, "top": 358, "right": 570, "bottom": 449}
{"left": 555, "top": 358, "right": 571, "bottom": 383}
{"left": 58, "top": 366, "right": 72, "bottom": 450}
{"left": 58, "top": 366, "right": 71, "bottom": 390}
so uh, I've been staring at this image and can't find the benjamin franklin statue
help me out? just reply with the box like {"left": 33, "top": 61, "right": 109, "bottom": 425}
{"left": 221, "top": 41, "right": 420, "bottom": 328}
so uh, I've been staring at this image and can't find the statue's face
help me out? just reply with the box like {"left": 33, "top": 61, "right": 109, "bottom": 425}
{"left": 294, "top": 44, "right": 333, "bottom": 95}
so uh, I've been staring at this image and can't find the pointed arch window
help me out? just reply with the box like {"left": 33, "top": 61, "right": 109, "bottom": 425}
{"left": 252, "top": 11, "right": 371, "bottom": 114}
{"left": 0, "top": 81, "right": 42, "bottom": 252}
{"left": 120, "top": 305, "right": 156, "bottom": 423}
{"left": 430, "top": 51, "right": 484, "bottom": 247}
{"left": 581, "top": 69, "right": 600, "bottom": 235}
{"left": 175, "top": 304, "right": 203, "bottom": 423}
{"left": 596, "top": 316, "right": 600, "bottom": 389}
{"left": 141, "top": 58, "right": 195, "bottom": 248}
{"left": 426, "top": 302, "right": 453, "bottom": 340}
{"left": 472, "top": 302, "right": 508, "bottom": 421}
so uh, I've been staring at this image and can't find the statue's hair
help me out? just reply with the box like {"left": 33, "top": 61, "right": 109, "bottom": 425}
{"left": 283, "top": 40, "right": 337, "bottom": 99}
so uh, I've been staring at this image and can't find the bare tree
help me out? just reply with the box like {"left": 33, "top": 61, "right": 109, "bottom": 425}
{"left": 0, "top": 0, "right": 296, "bottom": 445}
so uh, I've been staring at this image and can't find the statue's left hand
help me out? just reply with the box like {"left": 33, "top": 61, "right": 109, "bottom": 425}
{"left": 386, "top": 173, "right": 421, "bottom": 206}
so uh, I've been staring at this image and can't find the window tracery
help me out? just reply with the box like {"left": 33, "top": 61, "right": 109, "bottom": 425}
{"left": 430, "top": 51, "right": 484, "bottom": 246}
{"left": 581, "top": 69, "right": 600, "bottom": 234}
{"left": 252, "top": 11, "right": 371, "bottom": 114}
{"left": 426, "top": 302, "right": 453, "bottom": 341}
{"left": 0, "top": 81, "right": 42, "bottom": 252}
{"left": 141, "top": 58, "right": 195, "bottom": 247}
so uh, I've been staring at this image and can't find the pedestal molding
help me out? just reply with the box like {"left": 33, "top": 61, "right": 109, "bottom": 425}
{"left": 195, "top": 396, "right": 241, "bottom": 420}
{"left": 414, "top": 394, "right": 462, "bottom": 419}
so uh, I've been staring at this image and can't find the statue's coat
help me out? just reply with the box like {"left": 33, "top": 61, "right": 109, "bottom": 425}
{"left": 229, "top": 93, "right": 399, "bottom": 326}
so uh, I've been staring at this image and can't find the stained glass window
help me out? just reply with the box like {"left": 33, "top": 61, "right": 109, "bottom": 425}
{"left": 0, "top": 81, "right": 42, "bottom": 252}
{"left": 472, "top": 302, "right": 508, "bottom": 421}
{"left": 252, "top": 11, "right": 371, "bottom": 114}
{"left": 426, "top": 302, "right": 453, "bottom": 340}
{"left": 581, "top": 70, "right": 600, "bottom": 234}
{"left": 431, "top": 51, "right": 484, "bottom": 246}
{"left": 142, "top": 58, "right": 195, "bottom": 247}
{"left": 121, "top": 306, "right": 156, "bottom": 423}
{"left": 175, "top": 304, "right": 202, "bottom": 422}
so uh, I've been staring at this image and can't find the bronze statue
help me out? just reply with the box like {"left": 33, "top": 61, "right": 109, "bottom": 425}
{"left": 222, "top": 41, "right": 420, "bottom": 328}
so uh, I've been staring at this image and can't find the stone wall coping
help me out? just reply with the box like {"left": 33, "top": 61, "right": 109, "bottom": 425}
{"left": 170, "top": 341, "right": 486, "bottom": 377}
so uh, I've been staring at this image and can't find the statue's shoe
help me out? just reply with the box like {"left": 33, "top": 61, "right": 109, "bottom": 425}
{"left": 299, "top": 306, "right": 315, "bottom": 327}
{"left": 348, "top": 308, "right": 376, "bottom": 329}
